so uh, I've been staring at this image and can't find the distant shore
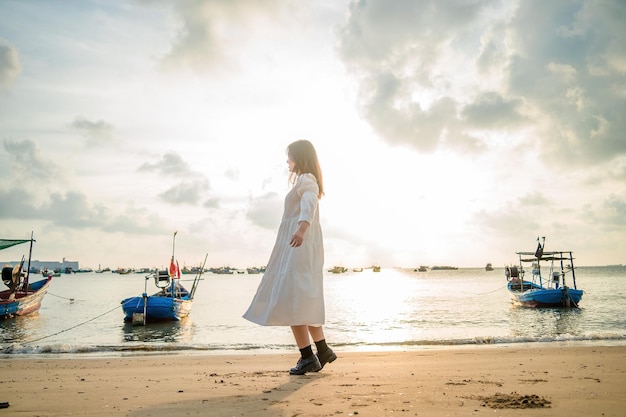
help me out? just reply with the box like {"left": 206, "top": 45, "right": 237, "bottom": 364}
{"left": 1, "top": 345, "right": 624, "bottom": 416}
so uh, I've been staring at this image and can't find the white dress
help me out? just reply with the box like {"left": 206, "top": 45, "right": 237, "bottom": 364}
{"left": 243, "top": 173, "right": 325, "bottom": 326}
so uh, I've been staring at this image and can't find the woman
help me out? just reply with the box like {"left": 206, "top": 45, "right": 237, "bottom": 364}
{"left": 243, "top": 139, "right": 336, "bottom": 375}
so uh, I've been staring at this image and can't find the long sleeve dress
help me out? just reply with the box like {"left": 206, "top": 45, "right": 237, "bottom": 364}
{"left": 243, "top": 173, "right": 325, "bottom": 326}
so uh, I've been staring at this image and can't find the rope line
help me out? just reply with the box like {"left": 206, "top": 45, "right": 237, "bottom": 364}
{"left": 475, "top": 284, "right": 507, "bottom": 295}
{"left": 46, "top": 292, "right": 82, "bottom": 302}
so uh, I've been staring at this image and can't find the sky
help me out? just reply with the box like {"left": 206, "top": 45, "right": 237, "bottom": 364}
{"left": 0, "top": 0, "right": 625, "bottom": 270}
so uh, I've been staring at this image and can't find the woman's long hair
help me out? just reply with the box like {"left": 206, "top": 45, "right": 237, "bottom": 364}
{"left": 287, "top": 139, "right": 324, "bottom": 199}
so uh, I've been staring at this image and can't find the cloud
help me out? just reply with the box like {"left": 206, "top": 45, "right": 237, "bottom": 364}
{"left": 583, "top": 193, "right": 626, "bottom": 230}
{"left": 337, "top": 0, "right": 504, "bottom": 149}
{"left": 472, "top": 191, "right": 556, "bottom": 236}
{"left": 336, "top": 0, "right": 626, "bottom": 166}
{"left": 460, "top": 92, "right": 526, "bottom": 129}
{"left": 46, "top": 192, "right": 107, "bottom": 228}
{"left": 473, "top": 188, "right": 626, "bottom": 264}
{"left": 0, "top": 39, "right": 21, "bottom": 88}
{"left": 202, "top": 197, "right": 220, "bottom": 208}
{"left": 138, "top": 151, "right": 194, "bottom": 177}
{"left": 0, "top": 187, "right": 38, "bottom": 219}
{"left": 139, "top": 151, "right": 214, "bottom": 206}
{"left": 104, "top": 204, "right": 168, "bottom": 234}
{"left": 0, "top": 187, "right": 103, "bottom": 228}
{"left": 2, "top": 139, "right": 62, "bottom": 184}
{"left": 225, "top": 168, "right": 239, "bottom": 181}
{"left": 0, "top": 185, "right": 168, "bottom": 234}
{"left": 70, "top": 117, "right": 115, "bottom": 147}
{"left": 159, "top": 0, "right": 289, "bottom": 73}
{"left": 158, "top": 179, "right": 210, "bottom": 205}
{"left": 356, "top": 73, "right": 456, "bottom": 151}
{"left": 0, "top": 140, "right": 173, "bottom": 233}
{"left": 518, "top": 192, "right": 550, "bottom": 207}
{"left": 506, "top": 1, "right": 626, "bottom": 166}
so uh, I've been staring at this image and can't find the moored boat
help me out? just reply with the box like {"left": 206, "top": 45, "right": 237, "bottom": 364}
{"left": 210, "top": 266, "right": 235, "bottom": 274}
{"left": 431, "top": 265, "right": 458, "bottom": 270}
{"left": 42, "top": 268, "right": 61, "bottom": 277}
{"left": 120, "top": 232, "right": 206, "bottom": 324}
{"left": 505, "top": 237, "right": 583, "bottom": 308}
{"left": 1, "top": 234, "right": 52, "bottom": 319}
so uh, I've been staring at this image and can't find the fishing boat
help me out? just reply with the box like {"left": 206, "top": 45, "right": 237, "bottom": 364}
{"left": 505, "top": 237, "right": 583, "bottom": 308}
{"left": 431, "top": 265, "right": 458, "bottom": 270}
{"left": 210, "top": 266, "right": 235, "bottom": 274}
{"left": 120, "top": 232, "right": 206, "bottom": 324}
{"left": 1, "top": 234, "right": 52, "bottom": 319}
{"left": 42, "top": 268, "right": 61, "bottom": 277}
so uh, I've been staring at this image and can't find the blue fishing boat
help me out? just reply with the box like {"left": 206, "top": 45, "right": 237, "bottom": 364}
{"left": 1, "top": 234, "right": 52, "bottom": 319}
{"left": 505, "top": 237, "right": 584, "bottom": 308}
{"left": 120, "top": 232, "right": 205, "bottom": 324}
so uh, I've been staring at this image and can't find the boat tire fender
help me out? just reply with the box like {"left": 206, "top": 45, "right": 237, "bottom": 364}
{"left": 2, "top": 265, "right": 21, "bottom": 290}
{"left": 505, "top": 265, "right": 519, "bottom": 280}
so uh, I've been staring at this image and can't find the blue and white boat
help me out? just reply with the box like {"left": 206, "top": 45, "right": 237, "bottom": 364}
{"left": 1, "top": 234, "right": 52, "bottom": 319}
{"left": 505, "top": 237, "right": 584, "bottom": 308}
{"left": 120, "top": 232, "right": 205, "bottom": 324}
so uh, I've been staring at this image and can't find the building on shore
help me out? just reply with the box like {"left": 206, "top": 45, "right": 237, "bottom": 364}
{"left": 1, "top": 257, "right": 79, "bottom": 273}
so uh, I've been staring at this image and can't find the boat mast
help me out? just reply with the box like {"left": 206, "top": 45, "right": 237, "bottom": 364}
{"left": 569, "top": 251, "right": 577, "bottom": 289}
{"left": 537, "top": 236, "right": 545, "bottom": 287}
{"left": 25, "top": 231, "right": 35, "bottom": 289}
{"left": 171, "top": 231, "right": 177, "bottom": 261}
{"left": 170, "top": 231, "right": 177, "bottom": 296}
{"left": 190, "top": 253, "right": 208, "bottom": 300}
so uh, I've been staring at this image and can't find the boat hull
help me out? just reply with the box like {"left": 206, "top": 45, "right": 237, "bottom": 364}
{"left": 121, "top": 294, "right": 192, "bottom": 322}
{"left": 507, "top": 281, "right": 583, "bottom": 308}
{"left": 1, "top": 277, "right": 52, "bottom": 319}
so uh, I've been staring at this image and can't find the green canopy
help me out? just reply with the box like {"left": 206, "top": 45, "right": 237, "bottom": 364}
{"left": 0, "top": 239, "right": 31, "bottom": 251}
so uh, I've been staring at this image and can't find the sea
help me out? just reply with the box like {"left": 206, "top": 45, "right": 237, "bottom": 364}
{"left": 1, "top": 266, "right": 625, "bottom": 357}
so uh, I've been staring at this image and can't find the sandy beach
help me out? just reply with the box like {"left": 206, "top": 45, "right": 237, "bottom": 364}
{"left": 1, "top": 345, "right": 624, "bottom": 416}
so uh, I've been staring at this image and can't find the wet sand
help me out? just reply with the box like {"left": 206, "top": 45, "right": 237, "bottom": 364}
{"left": 0, "top": 345, "right": 624, "bottom": 416}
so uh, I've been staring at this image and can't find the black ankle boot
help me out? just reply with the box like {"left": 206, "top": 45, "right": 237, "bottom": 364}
{"left": 316, "top": 347, "right": 337, "bottom": 370}
{"left": 289, "top": 355, "right": 322, "bottom": 375}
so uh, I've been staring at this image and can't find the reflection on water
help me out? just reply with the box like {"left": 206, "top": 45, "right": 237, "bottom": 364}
{"left": 0, "top": 313, "right": 47, "bottom": 344}
{"left": 508, "top": 307, "right": 585, "bottom": 339}
{"left": 121, "top": 318, "right": 194, "bottom": 344}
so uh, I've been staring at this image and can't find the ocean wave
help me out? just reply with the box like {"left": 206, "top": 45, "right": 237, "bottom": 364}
{"left": 3, "top": 333, "right": 625, "bottom": 356}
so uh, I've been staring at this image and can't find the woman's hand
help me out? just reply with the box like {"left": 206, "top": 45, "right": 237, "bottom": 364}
{"left": 290, "top": 221, "right": 310, "bottom": 247}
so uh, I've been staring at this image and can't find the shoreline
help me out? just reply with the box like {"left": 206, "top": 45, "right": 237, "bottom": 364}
{"left": 3, "top": 338, "right": 626, "bottom": 359}
{"left": 1, "top": 345, "right": 624, "bottom": 416}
